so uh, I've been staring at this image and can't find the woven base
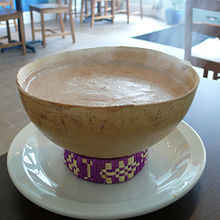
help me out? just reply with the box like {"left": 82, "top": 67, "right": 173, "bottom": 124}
{"left": 64, "top": 149, "right": 148, "bottom": 184}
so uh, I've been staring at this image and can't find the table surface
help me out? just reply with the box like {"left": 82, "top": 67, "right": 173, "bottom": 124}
{"left": 1, "top": 77, "right": 220, "bottom": 220}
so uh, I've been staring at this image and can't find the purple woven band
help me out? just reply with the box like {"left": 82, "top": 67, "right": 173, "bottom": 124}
{"left": 64, "top": 149, "right": 148, "bottom": 184}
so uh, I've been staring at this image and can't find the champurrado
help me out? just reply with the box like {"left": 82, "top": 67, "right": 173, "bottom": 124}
{"left": 24, "top": 63, "right": 187, "bottom": 107}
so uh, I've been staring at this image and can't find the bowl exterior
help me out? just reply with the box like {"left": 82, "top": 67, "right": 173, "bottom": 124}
{"left": 18, "top": 87, "right": 197, "bottom": 158}
{"left": 17, "top": 47, "right": 199, "bottom": 158}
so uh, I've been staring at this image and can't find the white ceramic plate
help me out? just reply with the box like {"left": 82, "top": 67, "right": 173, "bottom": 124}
{"left": 7, "top": 121, "right": 206, "bottom": 220}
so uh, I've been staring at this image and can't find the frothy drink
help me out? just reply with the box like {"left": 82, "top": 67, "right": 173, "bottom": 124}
{"left": 24, "top": 64, "right": 187, "bottom": 107}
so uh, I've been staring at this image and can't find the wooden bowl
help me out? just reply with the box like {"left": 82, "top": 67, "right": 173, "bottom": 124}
{"left": 16, "top": 47, "right": 199, "bottom": 158}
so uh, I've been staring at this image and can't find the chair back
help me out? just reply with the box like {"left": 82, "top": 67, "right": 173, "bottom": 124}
{"left": 68, "top": 0, "right": 73, "bottom": 9}
{"left": 57, "top": 0, "right": 73, "bottom": 9}
{"left": 191, "top": 0, "right": 220, "bottom": 12}
{"left": 184, "top": 0, "right": 220, "bottom": 79}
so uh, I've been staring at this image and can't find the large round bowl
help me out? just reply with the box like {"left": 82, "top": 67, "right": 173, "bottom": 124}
{"left": 17, "top": 47, "right": 199, "bottom": 158}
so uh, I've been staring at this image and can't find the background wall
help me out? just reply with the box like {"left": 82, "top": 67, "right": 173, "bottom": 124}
{"left": 1, "top": 0, "right": 219, "bottom": 25}
{"left": 16, "top": 0, "right": 53, "bottom": 24}
{"left": 131, "top": 0, "right": 220, "bottom": 25}
{"left": 19, "top": 0, "right": 48, "bottom": 12}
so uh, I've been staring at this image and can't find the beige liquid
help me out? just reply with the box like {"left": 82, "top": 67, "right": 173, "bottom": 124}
{"left": 24, "top": 64, "right": 187, "bottom": 107}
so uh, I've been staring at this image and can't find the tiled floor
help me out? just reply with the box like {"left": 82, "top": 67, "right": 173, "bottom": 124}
{"left": 0, "top": 15, "right": 203, "bottom": 156}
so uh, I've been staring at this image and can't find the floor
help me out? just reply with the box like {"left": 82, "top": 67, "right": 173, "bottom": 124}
{"left": 0, "top": 14, "right": 205, "bottom": 156}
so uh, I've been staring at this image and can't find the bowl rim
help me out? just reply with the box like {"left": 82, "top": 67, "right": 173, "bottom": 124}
{"left": 16, "top": 46, "right": 200, "bottom": 109}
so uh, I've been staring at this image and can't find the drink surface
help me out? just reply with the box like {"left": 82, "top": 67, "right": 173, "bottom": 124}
{"left": 24, "top": 64, "right": 187, "bottom": 107}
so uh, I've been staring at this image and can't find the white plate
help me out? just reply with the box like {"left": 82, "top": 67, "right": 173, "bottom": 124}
{"left": 7, "top": 121, "right": 206, "bottom": 220}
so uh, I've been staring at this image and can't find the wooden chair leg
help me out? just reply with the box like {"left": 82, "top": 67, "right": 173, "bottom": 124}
{"left": 13, "top": 20, "right": 18, "bottom": 32}
{"left": 30, "top": 9, "right": 35, "bottom": 41}
{"left": 69, "top": 10, "right": 76, "bottom": 43}
{"left": 6, "top": 20, "right": 11, "bottom": 43}
{"left": 126, "top": 0, "right": 130, "bottom": 24}
{"left": 91, "top": 0, "right": 96, "bottom": 27}
{"left": 80, "top": 0, "right": 84, "bottom": 24}
{"left": 140, "top": 0, "right": 143, "bottom": 20}
{"left": 64, "top": 0, "right": 68, "bottom": 22}
{"left": 203, "top": 69, "right": 208, "bottom": 78}
{"left": 64, "top": 13, "right": 67, "bottom": 22}
{"left": 98, "top": 2, "right": 101, "bottom": 16}
{"left": 19, "top": 15, "right": 26, "bottom": 55}
{"left": 213, "top": 72, "right": 218, "bottom": 80}
{"left": 75, "top": 0, "right": 77, "bottom": 18}
{"left": 112, "top": 0, "right": 115, "bottom": 24}
{"left": 40, "top": 12, "right": 46, "bottom": 48}
{"left": 116, "top": 0, "right": 120, "bottom": 10}
{"left": 10, "top": 0, "right": 18, "bottom": 31}
{"left": 85, "top": 0, "right": 88, "bottom": 16}
{"left": 105, "top": 1, "right": 107, "bottom": 15}
{"left": 59, "top": 13, "right": 65, "bottom": 39}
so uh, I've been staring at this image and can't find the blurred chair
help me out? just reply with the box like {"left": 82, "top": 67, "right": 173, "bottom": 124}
{"left": 80, "top": 0, "right": 115, "bottom": 27}
{"left": 0, "top": 8, "right": 26, "bottom": 54}
{"left": 29, "top": 0, "right": 76, "bottom": 48}
{"left": 184, "top": 0, "right": 220, "bottom": 80}
{"left": 115, "top": 0, "right": 143, "bottom": 24}
{"left": 0, "top": 0, "right": 17, "bottom": 31}
{"left": 56, "top": 0, "right": 78, "bottom": 22}
{"left": 64, "top": 0, "right": 78, "bottom": 20}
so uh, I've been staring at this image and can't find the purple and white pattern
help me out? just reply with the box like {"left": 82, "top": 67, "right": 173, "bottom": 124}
{"left": 64, "top": 149, "right": 148, "bottom": 184}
